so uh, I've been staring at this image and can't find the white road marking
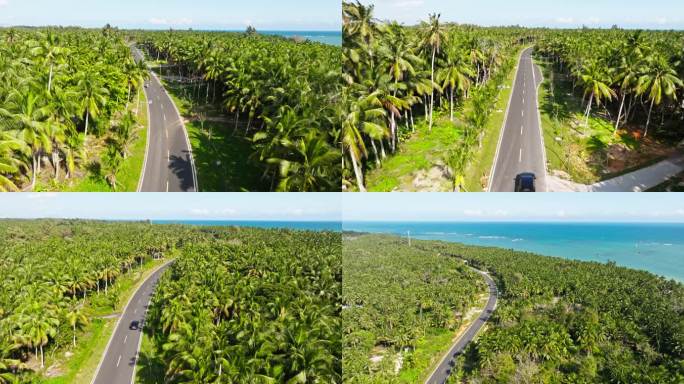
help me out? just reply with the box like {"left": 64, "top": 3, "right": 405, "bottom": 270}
{"left": 116, "top": 355, "right": 121, "bottom": 367}
{"left": 166, "top": 180, "right": 169, "bottom": 192}
{"left": 519, "top": 148, "right": 523, "bottom": 163}
{"left": 133, "top": 309, "right": 136, "bottom": 314}
{"left": 521, "top": 125, "right": 524, "bottom": 135}
{"left": 522, "top": 110, "right": 524, "bottom": 117}
{"left": 124, "top": 335, "right": 128, "bottom": 344}
{"left": 167, "top": 150, "right": 170, "bottom": 162}
{"left": 163, "top": 113, "right": 166, "bottom": 122}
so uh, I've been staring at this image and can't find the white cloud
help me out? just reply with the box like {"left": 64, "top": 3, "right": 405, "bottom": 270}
{"left": 0, "top": 0, "right": 8, "bottom": 7}
{"left": 656, "top": 17, "right": 668, "bottom": 25}
{"left": 149, "top": 17, "right": 192, "bottom": 26}
{"left": 190, "top": 208, "right": 210, "bottom": 216}
{"left": 26, "top": 193, "right": 58, "bottom": 200}
{"left": 555, "top": 17, "right": 575, "bottom": 24}
{"left": 464, "top": 209, "right": 483, "bottom": 216}
{"left": 557, "top": 210, "right": 567, "bottom": 218}
{"left": 587, "top": 17, "right": 601, "bottom": 24}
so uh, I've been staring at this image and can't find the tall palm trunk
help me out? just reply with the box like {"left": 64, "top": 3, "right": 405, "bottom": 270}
{"left": 127, "top": 82, "right": 132, "bottom": 109}
{"left": 349, "top": 150, "right": 366, "bottom": 192}
{"left": 429, "top": 47, "right": 436, "bottom": 131}
{"left": 584, "top": 92, "right": 594, "bottom": 127}
{"left": 31, "top": 152, "right": 38, "bottom": 190}
{"left": 645, "top": 97, "right": 655, "bottom": 137}
{"left": 84, "top": 111, "right": 89, "bottom": 138}
{"left": 48, "top": 64, "right": 54, "bottom": 92}
{"left": 450, "top": 87, "right": 455, "bottom": 122}
{"left": 370, "top": 140, "right": 381, "bottom": 166}
{"left": 72, "top": 324, "right": 76, "bottom": 347}
{"left": 615, "top": 92, "right": 626, "bottom": 134}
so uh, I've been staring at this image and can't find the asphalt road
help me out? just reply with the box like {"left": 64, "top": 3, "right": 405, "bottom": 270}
{"left": 489, "top": 47, "right": 547, "bottom": 192}
{"left": 131, "top": 46, "right": 197, "bottom": 192}
{"left": 425, "top": 270, "right": 498, "bottom": 384}
{"left": 91, "top": 262, "right": 172, "bottom": 384}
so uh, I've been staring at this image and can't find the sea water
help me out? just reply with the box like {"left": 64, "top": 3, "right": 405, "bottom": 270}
{"left": 260, "top": 30, "right": 341, "bottom": 46}
{"left": 343, "top": 222, "right": 684, "bottom": 281}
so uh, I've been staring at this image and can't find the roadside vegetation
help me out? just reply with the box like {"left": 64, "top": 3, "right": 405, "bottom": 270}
{"left": 0, "top": 220, "right": 181, "bottom": 383}
{"left": 535, "top": 29, "right": 684, "bottom": 184}
{"left": 342, "top": 1, "right": 530, "bottom": 191}
{"left": 0, "top": 26, "right": 149, "bottom": 192}
{"left": 131, "top": 29, "right": 341, "bottom": 191}
{"left": 343, "top": 233, "right": 486, "bottom": 382}
{"left": 138, "top": 227, "right": 341, "bottom": 382}
{"left": 392, "top": 238, "right": 684, "bottom": 383}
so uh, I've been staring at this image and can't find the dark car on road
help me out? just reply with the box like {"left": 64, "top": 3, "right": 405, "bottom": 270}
{"left": 515, "top": 173, "right": 536, "bottom": 192}
{"left": 129, "top": 320, "right": 140, "bottom": 330}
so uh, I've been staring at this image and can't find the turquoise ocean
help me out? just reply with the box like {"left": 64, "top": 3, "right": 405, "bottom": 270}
{"left": 260, "top": 30, "right": 341, "bottom": 45}
{"left": 343, "top": 222, "right": 684, "bottom": 281}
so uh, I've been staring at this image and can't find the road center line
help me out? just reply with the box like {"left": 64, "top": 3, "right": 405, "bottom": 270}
{"left": 133, "top": 309, "right": 136, "bottom": 314}
{"left": 521, "top": 125, "right": 524, "bottom": 135}
{"left": 163, "top": 113, "right": 166, "bottom": 121}
{"left": 519, "top": 148, "right": 523, "bottom": 163}
{"left": 116, "top": 355, "right": 121, "bottom": 367}
{"left": 166, "top": 180, "right": 169, "bottom": 192}
{"left": 167, "top": 150, "right": 170, "bottom": 162}
{"left": 124, "top": 335, "right": 128, "bottom": 344}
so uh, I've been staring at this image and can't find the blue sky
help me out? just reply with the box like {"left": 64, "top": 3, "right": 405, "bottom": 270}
{"left": 343, "top": 193, "right": 684, "bottom": 222}
{"left": 361, "top": 0, "right": 684, "bottom": 29}
{"left": 0, "top": 0, "right": 340, "bottom": 30}
{"left": 0, "top": 193, "right": 341, "bottom": 221}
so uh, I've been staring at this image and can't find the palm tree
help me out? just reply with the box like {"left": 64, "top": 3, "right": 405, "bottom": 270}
{"left": 438, "top": 42, "right": 474, "bottom": 122}
{"left": 0, "top": 131, "right": 28, "bottom": 191}
{"left": 342, "top": 90, "right": 386, "bottom": 192}
{"left": 30, "top": 30, "right": 65, "bottom": 93}
{"left": 0, "top": 88, "right": 50, "bottom": 190}
{"left": 636, "top": 55, "right": 682, "bottom": 136}
{"left": 65, "top": 305, "right": 89, "bottom": 348}
{"left": 580, "top": 60, "right": 616, "bottom": 128}
{"left": 421, "top": 13, "right": 446, "bottom": 131}
{"left": 77, "top": 69, "right": 108, "bottom": 142}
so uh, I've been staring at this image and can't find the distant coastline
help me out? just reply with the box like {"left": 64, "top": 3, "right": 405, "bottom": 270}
{"left": 343, "top": 221, "right": 684, "bottom": 281}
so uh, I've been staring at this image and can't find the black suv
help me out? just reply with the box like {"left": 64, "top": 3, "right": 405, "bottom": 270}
{"left": 515, "top": 173, "right": 536, "bottom": 192}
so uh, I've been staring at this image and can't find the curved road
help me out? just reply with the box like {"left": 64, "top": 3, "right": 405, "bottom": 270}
{"left": 489, "top": 47, "right": 547, "bottom": 192}
{"left": 132, "top": 46, "right": 198, "bottom": 192}
{"left": 91, "top": 261, "right": 172, "bottom": 384}
{"left": 425, "top": 269, "right": 498, "bottom": 384}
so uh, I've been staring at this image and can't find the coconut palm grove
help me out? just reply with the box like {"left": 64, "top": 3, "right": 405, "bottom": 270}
{"left": 342, "top": 1, "right": 684, "bottom": 192}
{"left": 0, "top": 220, "right": 341, "bottom": 383}
{"left": 0, "top": 26, "right": 341, "bottom": 192}
{"left": 342, "top": 233, "right": 684, "bottom": 383}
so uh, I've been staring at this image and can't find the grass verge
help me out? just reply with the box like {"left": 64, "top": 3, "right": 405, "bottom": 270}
{"left": 365, "top": 115, "right": 461, "bottom": 192}
{"left": 158, "top": 77, "right": 268, "bottom": 191}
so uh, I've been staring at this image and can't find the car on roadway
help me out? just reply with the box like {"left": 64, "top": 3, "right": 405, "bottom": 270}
{"left": 129, "top": 320, "right": 140, "bottom": 330}
{"left": 144, "top": 83, "right": 149, "bottom": 88}
{"left": 514, "top": 173, "right": 536, "bottom": 192}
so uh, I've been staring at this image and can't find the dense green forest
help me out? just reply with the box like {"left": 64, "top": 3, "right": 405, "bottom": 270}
{"left": 536, "top": 29, "right": 684, "bottom": 138}
{"left": 0, "top": 26, "right": 149, "bottom": 191}
{"left": 141, "top": 226, "right": 341, "bottom": 382}
{"left": 342, "top": 1, "right": 530, "bottom": 191}
{"left": 386, "top": 236, "right": 684, "bottom": 383}
{"left": 0, "top": 220, "right": 182, "bottom": 383}
{"left": 131, "top": 30, "right": 341, "bottom": 191}
{"left": 343, "top": 234, "right": 486, "bottom": 383}
{"left": 0, "top": 220, "right": 341, "bottom": 383}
